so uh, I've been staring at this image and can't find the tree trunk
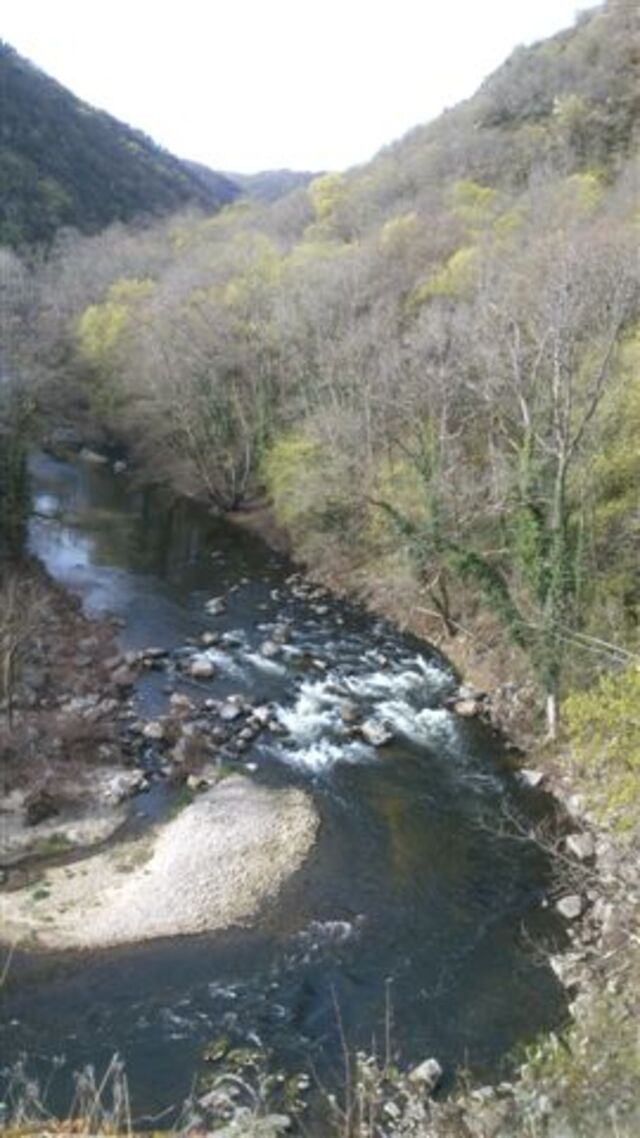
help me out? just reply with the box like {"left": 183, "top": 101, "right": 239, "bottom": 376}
{"left": 545, "top": 687, "right": 558, "bottom": 741}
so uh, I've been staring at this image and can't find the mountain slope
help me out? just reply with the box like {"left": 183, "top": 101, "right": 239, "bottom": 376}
{"left": 0, "top": 42, "right": 240, "bottom": 246}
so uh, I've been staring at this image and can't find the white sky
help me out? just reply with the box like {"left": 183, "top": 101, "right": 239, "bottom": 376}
{"left": 2, "top": 1, "right": 601, "bottom": 174}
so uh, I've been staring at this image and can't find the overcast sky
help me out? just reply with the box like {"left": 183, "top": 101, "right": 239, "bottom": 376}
{"left": 2, "top": 0, "right": 601, "bottom": 174}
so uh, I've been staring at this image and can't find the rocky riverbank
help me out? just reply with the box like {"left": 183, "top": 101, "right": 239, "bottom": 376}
{"left": 0, "top": 560, "right": 134, "bottom": 866}
{"left": 0, "top": 559, "right": 321, "bottom": 946}
{"left": 227, "top": 501, "right": 640, "bottom": 1138}
{"left": 1, "top": 775, "right": 317, "bottom": 949}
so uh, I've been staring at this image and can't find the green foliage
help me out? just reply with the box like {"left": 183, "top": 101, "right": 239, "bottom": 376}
{"left": 450, "top": 179, "right": 499, "bottom": 228}
{"left": 565, "top": 665, "right": 640, "bottom": 825}
{"left": 262, "top": 432, "right": 325, "bottom": 533}
{"left": 410, "top": 246, "right": 478, "bottom": 304}
{"left": 307, "top": 173, "right": 346, "bottom": 223}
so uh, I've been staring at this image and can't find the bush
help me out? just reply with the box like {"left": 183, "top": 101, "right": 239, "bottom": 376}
{"left": 564, "top": 664, "right": 640, "bottom": 827}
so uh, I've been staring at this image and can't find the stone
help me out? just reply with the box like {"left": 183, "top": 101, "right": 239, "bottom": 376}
{"left": 111, "top": 666, "right": 137, "bottom": 691}
{"left": 453, "top": 696, "right": 486, "bottom": 717}
{"left": 600, "top": 905, "right": 628, "bottom": 953}
{"left": 556, "top": 894, "right": 583, "bottom": 920}
{"left": 102, "top": 770, "right": 148, "bottom": 803}
{"left": 340, "top": 700, "right": 361, "bottom": 725}
{"left": 113, "top": 460, "right": 127, "bottom": 474}
{"left": 271, "top": 623, "right": 291, "bottom": 644}
{"left": 360, "top": 719, "right": 393, "bottom": 747}
{"left": 189, "top": 655, "right": 216, "bottom": 680}
{"left": 408, "top": 1057, "right": 443, "bottom": 1093}
{"left": 142, "top": 646, "right": 168, "bottom": 660}
{"left": 518, "top": 768, "right": 546, "bottom": 789}
{"left": 220, "top": 701, "right": 243, "bottom": 722}
{"left": 260, "top": 639, "right": 281, "bottom": 658}
{"left": 251, "top": 705, "right": 271, "bottom": 726}
{"left": 142, "top": 720, "right": 166, "bottom": 741}
{"left": 201, "top": 631, "right": 219, "bottom": 647}
{"left": 565, "top": 831, "right": 595, "bottom": 862}
{"left": 79, "top": 447, "right": 109, "bottom": 465}
{"left": 169, "top": 692, "right": 194, "bottom": 713}
{"left": 205, "top": 596, "right": 226, "bottom": 616}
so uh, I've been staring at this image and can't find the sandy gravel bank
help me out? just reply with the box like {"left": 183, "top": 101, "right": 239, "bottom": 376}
{"left": 0, "top": 776, "right": 318, "bottom": 949}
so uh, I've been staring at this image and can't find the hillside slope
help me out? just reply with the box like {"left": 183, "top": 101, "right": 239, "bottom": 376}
{"left": 0, "top": 41, "right": 240, "bottom": 246}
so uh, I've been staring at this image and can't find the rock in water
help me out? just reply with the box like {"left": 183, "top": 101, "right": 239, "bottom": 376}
{"left": 360, "top": 719, "right": 394, "bottom": 747}
{"left": 556, "top": 894, "right": 583, "bottom": 920}
{"left": 189, "top": 655, "right": 216, "bottom": 679}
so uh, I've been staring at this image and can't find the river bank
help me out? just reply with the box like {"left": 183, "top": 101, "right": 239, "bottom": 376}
{"left": 229, "top": 501, "right": 640, "bottom": 1137}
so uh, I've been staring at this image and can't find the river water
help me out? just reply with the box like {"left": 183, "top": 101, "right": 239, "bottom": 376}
{"left": 0, "top": 452, "right": 566, "bottom": 1125}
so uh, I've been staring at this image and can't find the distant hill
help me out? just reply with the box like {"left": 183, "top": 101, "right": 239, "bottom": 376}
{"left": 185, "top": 162, "right": 315, "bottom": 204}
{"left": 0, "top": 42, "right": 241, "bottom": 247}
{"left": 229, "top": 169, "right": 317, "bottom": 203}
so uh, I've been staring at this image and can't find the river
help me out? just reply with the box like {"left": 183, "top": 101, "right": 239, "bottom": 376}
{"left": 0, "top": 451, "right": 566, "bottom": 1126}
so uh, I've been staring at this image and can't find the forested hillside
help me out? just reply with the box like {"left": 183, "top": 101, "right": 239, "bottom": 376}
{"left": 0, "top": 42, "right": 240, "bottom": 246}
{"left": 4, "top": 0, "right": 640, "bottom": 742}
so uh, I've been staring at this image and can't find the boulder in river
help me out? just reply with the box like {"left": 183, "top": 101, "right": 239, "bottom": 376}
{"left": 556, "top": 894, "right": 583, "bottom": 920}
{"left": 142, "top": 719, "right": 166, "bottom": 741}
{"left": 189, "top": 655, "right": 216, "bottom": 680}
{"left": 79, "top": 447, "right": 109, "bottom": 465}
{"left": 360, "top": 719, "right": 394, "bottom": 747}
{"left": 205, "top": 596, "right": 226, "bottom": 616}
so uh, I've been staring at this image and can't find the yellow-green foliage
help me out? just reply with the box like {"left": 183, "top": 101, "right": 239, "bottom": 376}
{"left": 379, "top": 211, "right": 420, "bottom": 250}
{"left": 492, "top": 205, "right": 523, "bottom": 239}
{"left": 307, "top": 172, "right": 346, "bottom": 223}
{"left": 519, "top": 968, "right": 640, "bottom": 1136}
{"left": 410, "top": 245, "right": 478, "bottom": 305}
{"left": 223, "top": 236, "right": 283, "bottom": 307}
{"left": 450, "top": 179, "right": 499, "bottom": 228}
{"left": 565, "top": 665, "right": 640, "bottom": 826}
{"left": 285, "top": 239, "right": 352, "bottom": 270}
{"left": 367, "top": 457, "right": 428, "bottom": 545}
{"left": 262, "top": 431, "right": 326, "bottom": 534}
{"left": 77, "top": 277, "right": 154, "bottom": 364}
{"left": 593, "top": 329, "right": 640, "bottom": 522}
{"left": 561, "top": 171, "right": 605, "bottom": 213}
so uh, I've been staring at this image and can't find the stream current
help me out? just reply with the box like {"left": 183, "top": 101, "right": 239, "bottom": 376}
{"left": 0, "top": 452, "right": 566, "bottom": 1122}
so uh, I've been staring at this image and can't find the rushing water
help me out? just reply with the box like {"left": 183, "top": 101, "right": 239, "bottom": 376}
{"left": 0, "top": 452, "right": 567, "bottom": 1124}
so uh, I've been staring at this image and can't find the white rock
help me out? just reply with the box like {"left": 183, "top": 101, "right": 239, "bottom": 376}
{"left": 408, "top": 1057, "right": 443, "bottom": 1093}
{"left": 142, "top": 720, "right": 166, "bottom": 741}
{"left": 556, "top": 894, "right": 583, "bottom": 920}
{"left": 205, "top": 596, "right": 226, "bottom": 615}
{"left": 565, "top": 832, "right": 595, "bottom": 861}
{"left": 169, "top": 692, "right": 194, "bottom": 713}
{"left": 220, "top": 701, "right": 242, "bottom": 722}
{"left": 518, "top": 768, "right": 546, "bottom": 789}
{"left": 189, "top": 655, "right": 216, "bottom": 679}
{"left": 79, "top": 447, "right": 109, "bottom": 465}
{"left": 360, "top": 719, "right": 394, "bottom": 747}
